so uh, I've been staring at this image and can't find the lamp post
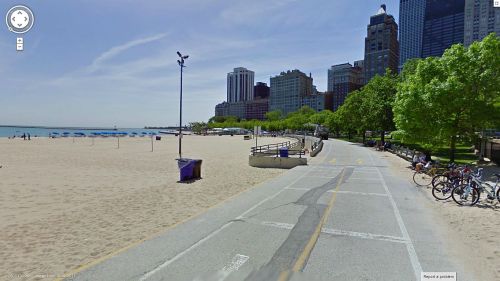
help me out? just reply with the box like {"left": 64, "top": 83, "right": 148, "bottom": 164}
{"left": 177, "top": 51, "right": 189, "bottom": 159}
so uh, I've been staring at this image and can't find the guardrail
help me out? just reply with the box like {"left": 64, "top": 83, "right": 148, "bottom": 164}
{"left": 387, "top": 144, "right": 417, "bottom": 162}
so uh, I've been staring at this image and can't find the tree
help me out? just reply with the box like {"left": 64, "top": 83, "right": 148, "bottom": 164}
{"left": 362, "top": 69, "right": 398, "bottom": 143}
{"left": 334, "top": 90, "right": 368, "bottom": 140}
{"left": 208, "top": 115, "right": 239, "bottom": 124}
{"left": 189, "top": 122, "right": 208, "bottom": 134}
{"left": 325, "top": 111, "right": 342, "bottom": 137}
{"left": 285, "top": 106, "right": 316, "bottom": 130}
{"left": 265, "top": 110, "right": 283, "bottom": 121}
{"left": 394, "top": 34, "right": 500, "bottom": 162}
{"left": 309, "top": 110, "right": 334, "bottom": 126}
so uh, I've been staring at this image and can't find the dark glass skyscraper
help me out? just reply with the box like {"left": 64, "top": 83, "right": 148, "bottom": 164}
{"left": 364, "top": 5, "right": 399, "bottom": 83}
{"left": 464, "top": 0, "right": 500, "bottom": 46}
{"left": 421, "top": 0, "right": 465, "bottom": 58}
{"left": 399, "top": 0, "right": 426, "bottom": 70}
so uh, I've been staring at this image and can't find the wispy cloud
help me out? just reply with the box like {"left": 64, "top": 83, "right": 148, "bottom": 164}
{"left": 1, "top": 0, "right": 401, "bottom": 126}
{"left": 219, "top": 0, "right": 299, "bottom": 25}
{"left": 88, "top": 33, "right": 168, "bottom": 72}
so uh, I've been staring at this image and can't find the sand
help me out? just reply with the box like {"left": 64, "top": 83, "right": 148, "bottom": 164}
{"left": 0, "top": 135, "right": 289, "bottom": 281}
{"left": 380, "top": 150, "right": 500, "bottom": 281}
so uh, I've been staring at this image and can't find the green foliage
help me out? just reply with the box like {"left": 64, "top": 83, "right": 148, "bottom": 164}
{"left": 208, "top": 115, "right": 239, "bottom": 124}
{"left": 328, "top": 69, "right": 398, "bottom": 141}
{"left": 285, "top": 106, "right": 315, "bottom": 130}
{"left": 362, "top": 70, "right": 398, "bottom": 136}
{"left": 207, "top": 106, "right": 320, "bottom": 132}
{"left": 393, "top": 34, "right": 500, "bottom": 161}
{"left": 333, "top": 90, "right": 366, "bottom": 136}
{"left": 265, "top": 110, "right": 283, "bottom": 121}
{"left": 189, "top": 122, "right": 208, "bottom": 134}
{"left": 309, "top": 110, "right": 334, "bottom": 126}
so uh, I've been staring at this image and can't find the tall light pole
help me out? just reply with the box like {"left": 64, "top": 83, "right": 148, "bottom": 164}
{"left": 177, "top": 51, "right": 189, "bottom": 159}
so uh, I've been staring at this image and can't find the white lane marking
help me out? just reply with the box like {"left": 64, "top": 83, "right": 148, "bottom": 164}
{"left": 138, "top": 223, "right": 234, "bottom": 281}
{"left": 217, "top": 254, "right": 249, "bottom": 281}
{"left": 193, "top": 254, "right": 249, "bottom": 281}
{"left": 304, "top": 176, "right": 337, "bottom": 179}
{"left": 286, "top": 187, "right": 311, "bottom": 191}
{"left": 138, "top": 169, "right": 313, "bottom": 281}
{"left": 260, "top": 221, "right": 408, "bottom": 244}
{"left": 376, "top": 168, "right": 423, "bottom": 280}
{"left": 261, "top": 221, "right": 295, "bottom": 230}
{"left": 326, "top": 190, "right": 388, "bottom": 197}
{"left": 321, "top": 228, "right": 409, "bottom": 244}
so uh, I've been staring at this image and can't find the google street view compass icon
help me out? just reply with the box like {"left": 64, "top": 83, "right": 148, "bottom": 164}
{"left": 6, "top": 5, "right": 34, "bottom": 34}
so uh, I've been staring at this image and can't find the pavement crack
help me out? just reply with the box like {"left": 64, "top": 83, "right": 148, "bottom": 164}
{"left": 245, "top": 167, "right": 355, "bottom": 280}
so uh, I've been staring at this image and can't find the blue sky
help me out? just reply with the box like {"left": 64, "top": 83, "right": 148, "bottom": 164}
{"left": 0, "top": 0, "right": 399, "bottom": 127}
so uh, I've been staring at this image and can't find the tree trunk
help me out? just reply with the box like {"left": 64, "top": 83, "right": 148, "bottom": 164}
{"left": 380, "top": 131, "right": 385, "bottom": 145}
{"left": 348, "top": 131, "right": 352, "bottom": 140}
{"left": 450, "top": 135, "right": 457, "bottom": 163}
{"left": 362, "top": 131, "right": 366, "bottom": 145}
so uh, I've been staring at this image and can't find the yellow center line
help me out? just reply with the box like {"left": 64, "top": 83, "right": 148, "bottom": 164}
{"left": 290, "top": 169, "right": 346, "bottom": 275}
{"left": 277, "top": 270, "right": 290, "bottom": 281}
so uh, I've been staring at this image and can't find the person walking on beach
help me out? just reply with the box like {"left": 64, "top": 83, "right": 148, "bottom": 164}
{"left": 28, "top": 133, "right": 31, "bottom": 140}
{"left": 22, "top": 133, "right": 26, "bottom": 140}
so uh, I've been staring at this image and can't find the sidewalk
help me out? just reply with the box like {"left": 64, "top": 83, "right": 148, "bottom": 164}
{"left": 379, "top": 149, "right": 499, "bottom": 281}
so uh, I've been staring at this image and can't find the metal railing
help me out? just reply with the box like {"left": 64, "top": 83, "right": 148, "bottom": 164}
{"left": 251, "top": 141, "right": 290, "bottom": 155}
{"left": 387, "top": 144, "right": 417, "bottom": 161}
{"left": 251, "top": 141, "right": 305, "bottom": 158}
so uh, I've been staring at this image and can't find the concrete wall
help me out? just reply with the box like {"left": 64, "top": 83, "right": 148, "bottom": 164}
{"left": 249, "top": 155, "right": 307, "bottom": 169}
{"left": 310, "top": 140, "right": 324, "bottom": 157}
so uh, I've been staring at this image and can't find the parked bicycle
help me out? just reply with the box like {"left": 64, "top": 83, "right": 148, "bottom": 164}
{"left": 431, "top": 165, "right": 472, "bottom": 200}
{"left": 413, "top": 162, "right": 444, "bottom": 186}
{"left": 451, "top": 168, "right": 500, "bottom": 206}
{"left": 431, "top": 163, "right": 472, "bottom": 188}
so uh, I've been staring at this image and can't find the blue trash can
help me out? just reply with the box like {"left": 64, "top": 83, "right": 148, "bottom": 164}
{"left": 177, "top": 158, "right": 195, "bottom": 181}
{"left": 279, "top": 147, "right": 289, "bottom": 158}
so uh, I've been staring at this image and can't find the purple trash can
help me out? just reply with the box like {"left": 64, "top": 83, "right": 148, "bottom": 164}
{"left": 178, "top": 158, "right": 195, "bottom": 181}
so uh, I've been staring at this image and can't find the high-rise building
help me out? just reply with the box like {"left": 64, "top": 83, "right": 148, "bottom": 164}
{"left": 254, "top": 82, "right": 270, "bottom": 99}
{"left": 227, "top": 67, "right": 255, "bottom": 103}
{"left": 422, "top": 0, "right": 465, "bottom": 58}
{"left": 301, "top": 93, "right": 325, "bottom": 112}
{"left": 354, "top": 60, "right": 365, "bottom": 83}
{"left": 327, "top": 62, "right": 364, "bottom": 111}
{"left": 399, "top": 0, "right": 426, "bottom": 70}
{"left": 214, "top": 101, "right": 246, "bottom": 120}
{"left": 246, "top": 99, "right": 269, "bottom": 120}
{"left": 269, "top": 70, "right": 314, "bottom": 115}
{"left": 464, "top": 0, "right": 500, "bottom": 46}
{"left": 364, "top": 4, "right": 399, "bottom": 83}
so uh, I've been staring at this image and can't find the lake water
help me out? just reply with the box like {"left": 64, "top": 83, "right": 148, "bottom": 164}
{"left": 0, "top": 126, "right": 162, "bottom": 137}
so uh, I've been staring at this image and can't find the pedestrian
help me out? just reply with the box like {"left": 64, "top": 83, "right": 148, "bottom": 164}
{"left": 22, "top": 133, "right": 26, "bottom": 140}
{"left": 411, "top": 153, "right": 420, "bottom": 169}
{"left": 28, "top": 133, "right": 31, "bottom": 140}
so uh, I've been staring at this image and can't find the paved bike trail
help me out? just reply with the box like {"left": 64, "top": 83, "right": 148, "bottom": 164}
{"left": 64, "top": 139, "right": 474, "bottom": 281}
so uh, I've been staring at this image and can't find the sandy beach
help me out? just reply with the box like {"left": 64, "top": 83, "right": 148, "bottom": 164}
{"left": 0, "top": 135, "right": 290, "bottom": 281}
{"left": 381, "top": 151, "right": 500, "bottom": 281}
